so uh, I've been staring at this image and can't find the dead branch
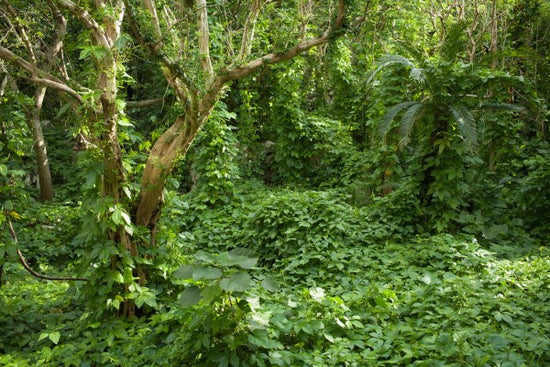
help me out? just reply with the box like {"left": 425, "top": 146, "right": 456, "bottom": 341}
{"left": 6, "top": 215, "right": 89, "bottom": 282}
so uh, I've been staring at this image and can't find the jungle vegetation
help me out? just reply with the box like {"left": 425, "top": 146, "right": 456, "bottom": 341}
{"left": 0, "top": 0, "right": 549, "bottom": 365}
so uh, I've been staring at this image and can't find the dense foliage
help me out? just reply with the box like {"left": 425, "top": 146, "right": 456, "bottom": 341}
{"left": 1, "top": 0, "right": 548, "bottom": 366}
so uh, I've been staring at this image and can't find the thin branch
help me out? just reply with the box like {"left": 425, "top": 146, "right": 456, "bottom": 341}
{"left": 46, "top": 0, "right": 68, "bottom": 60}
{"left": 0, "top": 45, "right": 82, "bottom": 102}
{"left": 125, "top": 3, "right": 196, "bottom": 101}
{"left": 144, "top": 0, "right": 163, "bottom": 42}
{"left": 5, "top": 215, "right": 88, "bottom": 282}
{"left": 17, "top": 249, "right": 89, "bottom": 281}
{"left": 200, "top": 0, "right": 346, "bottom": 115}
{"left": 196, "top": 0, "right": 213, "bottom": 79}
{"left": 126, "top": 97, "right": 165, "bottom": 108}
{"left": 237, "top": 0, "right": 260, "bottom": 61}
{"left": 0, "top": 0, "right": 38, "bottom": 68}
{"left": 223, "top": 0, "right": 346, "bottom": 82}
{"left": 56, "top": 0, "right": 110, "bottom": 47}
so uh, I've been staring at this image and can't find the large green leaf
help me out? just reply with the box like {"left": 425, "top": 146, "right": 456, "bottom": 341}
{"left": 201, "top": 284, "right": 223, "bottom": 304}
{"left": 173, "top": 265, "right": 195, "bottom": 280}
{"left": 177, "top": 286, "right": 201, "bottom": 306}
{"left": 261, "top": 276, "right": 280, "bottom": 292}
{"left": 193, "top": 266, "right": 223, "bottom": 280}
{"left": 218, "top": 250, "right": 259, "bottom": 269}
{"left": 219, "top": 272, "right": 251, "bottom": 292}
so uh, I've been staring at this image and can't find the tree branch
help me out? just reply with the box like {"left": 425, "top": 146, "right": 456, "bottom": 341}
{"left": 0, "top": 0, "right": 38, "bottom": 68}
{"left": 46, "top": 0, "right": 68, "bottom": 61}
{"left": 5, "top": 215, "right": 88, "bottom": 282}
{"left": 125, "top": 2, "right": 196, "bottom": 102}
{"left": 196, "top": 0, "right": 213, "bottom": 79}
{"left": 0, "top": 45, "right": 82, "bottom": 102}
{"left": 199, "top": 0, "right": 346, "bottom": 116}
{"left": 222, "top": 0, "right": 346, "bottom": 83}
{"left": 17, "top": 249, "right": 89, "bottom": 281}
{"left": 56, "top": 0, "right": 110, "bottom": 47}
{"left": 144, "top": 0, "right": 163, "bottom": 43}
{"left": 237, "top": 0, "right": 260, "bottom": 61}
{"left": 126, "top": 97, "right": 165, "bottom": 108}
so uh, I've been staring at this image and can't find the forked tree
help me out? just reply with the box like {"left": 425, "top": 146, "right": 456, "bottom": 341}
{"left": 0, "top": 0, "right": 348, "bottom": 316}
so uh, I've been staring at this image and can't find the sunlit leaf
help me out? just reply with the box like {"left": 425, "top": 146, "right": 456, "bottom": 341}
{"left": 48, "top": 331, "right": 60, "bottom": 345}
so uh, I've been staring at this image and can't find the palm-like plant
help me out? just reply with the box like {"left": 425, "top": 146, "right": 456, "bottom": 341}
{"left": 372, "top": 55, "right": 479, "bottom": 151}
{"left": 368, "top": 50, "right": 530, "bottom": 230}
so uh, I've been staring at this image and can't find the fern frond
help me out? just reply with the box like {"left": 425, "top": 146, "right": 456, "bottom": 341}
{"left": 409, "top": 67, "right": 425, "bottom": 83}
{"left": 450, "top": 104, "right": 477, "bottom": 150}
{"left": 366, "top": 55, "right": 415, "bottom": 85}
{"left": 440, "top": 22, "right": 467, "bottom": 62}
{"left": 378, "top": 101, "right": 419, "bottom": 139}
{"left": 398, "top": 102, "right": 424, "bottom": 147}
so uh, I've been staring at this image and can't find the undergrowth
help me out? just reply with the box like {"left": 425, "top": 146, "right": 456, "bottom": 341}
{"left": 0, "top": 188, "right": 548, "bottom": 366}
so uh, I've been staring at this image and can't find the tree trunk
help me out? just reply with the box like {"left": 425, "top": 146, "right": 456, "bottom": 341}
{"left": 30, "top": 86, "right": 54, "bottom": 201}
{"left": 136, "top": 113, "right": 203, "bottom": 228}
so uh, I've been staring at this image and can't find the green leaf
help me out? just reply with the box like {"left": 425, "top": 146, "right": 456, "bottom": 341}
{"left": 229, "top": 352, "right": 239, "bottom": 367}
{"left": 0, "top": 164, "right": 7, "bottom": 177}
{"left": 111, "top": 207, "right": 122, "bottom": 226}
{"left": 193, "top": 251, "right": 216, "bottom": 264}
{"left": 234, "top": 255, "right": 258, "bottom": 269}
{"left": 367, "top": 55, "right": 415, "bottom": 85}
{"left": 487, "top": 334, "right": 510, "bottom": 350}
{"left": 261, "top": 276, "right": 280, "bottom": 292}
{"left": 174, "top": 265, "right": 195, "bottom": 279}
{"left": 3, "top": 200, "right": 13, "bottom": 211}
{"left": 220, "top": 252, "right": 258, "bottom": 269}
{"left": 201, "top": 284, "right": 223, "bottom": 303}
{"left": 247, "top": 329, "right": 279, "bottom": 349}
{"left": 399, "top": 102, "right": 424, "bottom": 147}
{"left": 219, "top": 272, "right": 251, "bottom": 292}
{"left": 48, "top": 331, "right": 60, "bottom": 345}
{"left": 79, "top": 47, "right": 91, "bottom": 60}
{"left": 229, "top": 247, "right": 258, "bottom": 258}
{"left": 178, "top": 286, "right": 201, "bottom": 306}
{"left": 136, "top": 291, "right": 157, "bottom": 308}
{"left": 193, "top": 266, "right": 223, "bottom": 280}
{"left": 118, "top": 118, "right": 134, "bottom": 127}
{"left": 55, "top": 103, "right": 72, "bottom": 118}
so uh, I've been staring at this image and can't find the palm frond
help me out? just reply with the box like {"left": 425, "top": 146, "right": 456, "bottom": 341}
{"left": 409, "top": 67, "right": 425, "bottom": 83}
{"left": 398, "top": 102, "right": 424, "bottom": 147}
{"left": 450, "top": 104, "right": 477, "bottom": 150}
{"left": 366, "top": 55, "right": 415, "bottom": 85}
{"left": 378, "top": 101, "right": 419, "bottom": 139}
{"left": 440, "top": 22, "right": 467, "bottom": 62}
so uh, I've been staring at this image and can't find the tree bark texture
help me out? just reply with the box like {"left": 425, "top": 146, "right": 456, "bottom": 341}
{"left": 30, "top": 86, "right": 54, "bottom": 201}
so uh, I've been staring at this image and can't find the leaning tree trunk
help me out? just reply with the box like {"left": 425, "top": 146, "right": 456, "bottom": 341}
{"left": 135, "top": 106, "right": 212, "bottom": 230}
